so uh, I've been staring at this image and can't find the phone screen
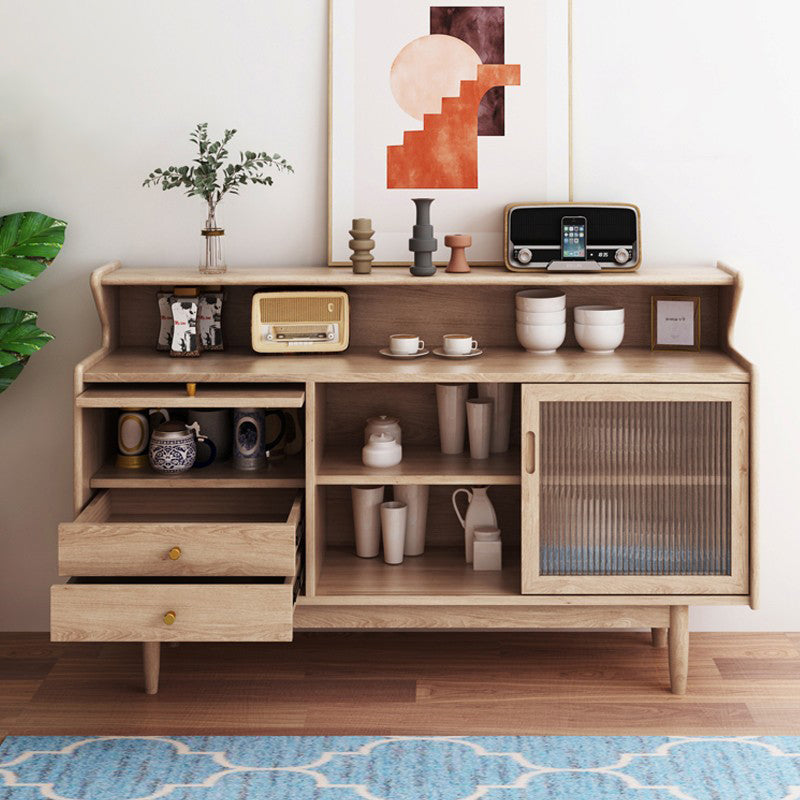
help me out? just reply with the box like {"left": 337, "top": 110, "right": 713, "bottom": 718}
{"left": 561, "top": 217, "right": 587, "bottom": 260}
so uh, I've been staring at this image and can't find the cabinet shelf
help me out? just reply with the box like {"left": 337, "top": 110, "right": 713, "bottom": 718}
{"left": 91, "top": 457, "right": 305, "bottom": 489}
{"left": 316, "top": 448, "right": 521, "bottom": 485}
{"left": 315, "top": 546, "right": 519, "bottom": 597}
{"left": 77, "top": 384, "right": 305, "bottom": 408}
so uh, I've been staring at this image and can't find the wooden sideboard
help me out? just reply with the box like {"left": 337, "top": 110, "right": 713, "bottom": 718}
{"left": 51, "top": 261, "right": 755, "bottom": 696}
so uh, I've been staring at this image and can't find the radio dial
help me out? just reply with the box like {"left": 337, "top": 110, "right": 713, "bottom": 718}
{"left": 517, "top": 247, "right": 533, "bottom": 265}
{"left": 614, "top": 248, "right": 630, "bottom": 265}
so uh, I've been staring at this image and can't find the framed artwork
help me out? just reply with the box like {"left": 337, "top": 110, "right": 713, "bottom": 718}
{"left": 651, "top": 296, "right": 702, "bottom": 351}
{"left": 328, "top": 0, "right": 572, "bottom": 266}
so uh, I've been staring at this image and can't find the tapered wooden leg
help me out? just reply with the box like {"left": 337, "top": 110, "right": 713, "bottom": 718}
{"left": 651, "top": 627, "right": 668, "bottom": 648}
{"left": 668, "top": 605, "right": 689, "bottom": 695}
{"left": 143, "top": 642, "right": 160, "bottom": 695}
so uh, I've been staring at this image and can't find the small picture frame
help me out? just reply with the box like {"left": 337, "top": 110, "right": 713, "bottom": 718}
{"left": 651, "top": 295, "right": 701, "bottom": 351}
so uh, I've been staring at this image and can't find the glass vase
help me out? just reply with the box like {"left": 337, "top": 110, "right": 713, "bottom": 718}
{"left": 200, "top": 205, "right": 226, "bottom": 274}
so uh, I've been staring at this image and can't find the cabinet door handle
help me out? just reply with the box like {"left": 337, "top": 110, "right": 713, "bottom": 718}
{"left": 168, "top": 547, "right": 182, "bottom": 561}
{"left": 163, "top": 610, "right": 176, "bottom": 626}
{"left": 525, "top": 431, "right": 536, "bottom": 474}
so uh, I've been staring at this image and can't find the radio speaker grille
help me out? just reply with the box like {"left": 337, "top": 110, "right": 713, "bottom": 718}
{"left": 260, "top": 296, "right": 342, "bottom": 323}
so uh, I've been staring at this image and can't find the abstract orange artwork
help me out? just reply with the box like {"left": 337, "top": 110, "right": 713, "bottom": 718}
{"left": 387, "top": 17, "right": 521, "bottom": 190}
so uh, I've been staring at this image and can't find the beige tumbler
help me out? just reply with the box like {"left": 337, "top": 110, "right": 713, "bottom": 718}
{"left": 380, "top": 501, "right": 408, "bottom": 565}
{"left": 466, "top": 397, "right": 493, "bottom": 460}
{"left": 436, "top": 383, "right": 468, "bottom": 454}
{"left": 352, "top": 485, "right": 384, "bottom": 558}
{"left": 394, "top": 484, "right": 429, "bottom": 556}
{"left": 477, "top": 383, "right": 513, "bottom": 453}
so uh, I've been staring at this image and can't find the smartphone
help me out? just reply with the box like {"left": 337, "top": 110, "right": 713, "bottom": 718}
{"left": 561, "top": 216, "right": 587, "bottom": 260}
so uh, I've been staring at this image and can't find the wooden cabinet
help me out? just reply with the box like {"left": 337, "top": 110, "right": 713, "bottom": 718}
{"left": 53, "top": 261, "right": 756, "bottom": 696}
{"left": 521, "top": 384, "right": 749, "bottom": 595}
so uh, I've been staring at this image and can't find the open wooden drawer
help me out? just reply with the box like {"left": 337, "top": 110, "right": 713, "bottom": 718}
{"left": 59, "top": 488, "right": 303, "bottom": 577}
{"left": 51, "top": 566, "right": 302, "bottom": 642}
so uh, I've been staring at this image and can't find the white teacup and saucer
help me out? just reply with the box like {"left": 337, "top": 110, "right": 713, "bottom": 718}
{"left": 379, "top": 333, "right": 430, "bottom": 359}
{"left": 433, "top": 333, "right": 484, "bottom": 359}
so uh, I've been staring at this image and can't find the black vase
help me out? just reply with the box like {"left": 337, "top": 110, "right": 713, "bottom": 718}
{"left": 409, "top": 198, "right": 437, "bottom": 277}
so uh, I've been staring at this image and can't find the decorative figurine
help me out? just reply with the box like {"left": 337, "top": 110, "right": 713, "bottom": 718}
{"left": 170, "top": 288, "right": 200, "bottom": 357}
{"left": 198, "top": 290, "right": 224, "bottom": 351}
{"left": 444, "top": 233, "right": 472, "bottom": 273}
{"left": 156, "top": 291, "right": 173, "bottom": 350}
{"left": 349, "top": 218, "right": 375, "bottom": 274}
{"left": 409, "top": 198, "right": 437, "bottom": 276}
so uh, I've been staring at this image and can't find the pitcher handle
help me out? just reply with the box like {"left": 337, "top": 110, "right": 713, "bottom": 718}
{"left": 451, "top": 488, "right": 472, "bottom": 529}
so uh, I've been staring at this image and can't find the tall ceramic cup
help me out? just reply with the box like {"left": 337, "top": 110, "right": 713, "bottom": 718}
{"left": 188, "top": 408, "right": 232, "bottom": 462}
{"left": 380, "top": 501, "right": 407, "bottom": 565}
{"left": 233, "top": 408, "right": 266, "bottom": 470}
{"left": 352, "top": 485, "right": 384, "bottom": 558}
{"left": 466, "top": 397, "right": 493, "bottom": 460}
{"left": 477, "top": 383, "right": 513, "bottom": 453}
{"left": 436, "top": 383, "right": 468, "bottom": 454}
{"left": 394, "top": 484, "right": 429, "bottom": 556}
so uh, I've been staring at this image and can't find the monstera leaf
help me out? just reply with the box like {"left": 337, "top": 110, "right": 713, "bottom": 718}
{"left": 0, "top": 308, "right": 54, "bottom": 394}
{"left": 0, "top": 212, "right": 66, "bottom": 296}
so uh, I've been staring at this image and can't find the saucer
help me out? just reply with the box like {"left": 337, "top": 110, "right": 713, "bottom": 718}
{"left": 432, "top": 347, "right": 484, "bottom": 359}
{"left": 379, "top": 348, "right": 430, "bottom": 359}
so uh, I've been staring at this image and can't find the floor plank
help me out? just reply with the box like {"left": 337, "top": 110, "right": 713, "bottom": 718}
{"left": 2, "top": 632, "right": 800, "bottom": 736}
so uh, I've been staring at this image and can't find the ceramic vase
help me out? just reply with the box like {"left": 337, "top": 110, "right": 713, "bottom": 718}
{"left": 477, "top": 383, "right": 513, "bottom": 453}
{"left": 349, "top": 218, "right": 375, "bottom": 274}
{"left": 394, "top": 484, "right": 429, "bottom": 556}
{"left": 452, "top": 486, "right": 498, "bottom": 564}
{"left": 352, "top": 485, "right": 384, "bottom": 558}
{"left": 380, "top": 501, "right": 407, "bottom": 564}
{"left": 444, "top": 234, "right": 472, "bottom": 273}
{"left": 436, "top": 383, "right": 468, "bottom": 454}
{"left": 409, "top": 198, "right": 437, "bottom": 276}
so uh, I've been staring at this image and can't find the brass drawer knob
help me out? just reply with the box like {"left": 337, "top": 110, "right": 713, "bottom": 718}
{"left": 163, "top": 610, "right": 176, "bottom": 626}
{"left": 168, "top": 546, "right": 182, "bottom": 561}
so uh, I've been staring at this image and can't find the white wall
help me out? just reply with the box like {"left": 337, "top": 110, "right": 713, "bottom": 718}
{"left": 1, "top": 0, "right": 798, "bottom": 631}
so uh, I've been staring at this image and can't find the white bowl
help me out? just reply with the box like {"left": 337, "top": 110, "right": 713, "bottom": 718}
{"left": 574, "top": 322, "right": 625, "bottom": 354}
{"left": 515, "top": 289, "right": 566, "bottom": 312}
{"left": 573, "top": 305, "right": 625, "bottom": 325}
{"left": 515, "top": 322, "right": 566, "bottom": 354}
{"left": 516, "top": 309, "right": 566, "bottom": 325}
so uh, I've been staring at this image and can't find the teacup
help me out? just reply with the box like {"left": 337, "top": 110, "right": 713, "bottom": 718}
{"left": 389, "top": 333, "right": 425, "bottom": 355}
{"left": 443, "top": 334, "right": 479, "bottom": 356}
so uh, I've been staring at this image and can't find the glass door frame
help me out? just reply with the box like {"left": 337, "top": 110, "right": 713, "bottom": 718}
{"left": 521, "top": 383, "right": 749, "bottom": 595}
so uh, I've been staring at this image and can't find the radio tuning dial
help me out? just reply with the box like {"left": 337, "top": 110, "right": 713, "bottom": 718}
{"left": 614, "top": 248, "right": 630, "bottom": 265}
{"left": 517, "top": 247, "right": 533, "bottom": 265}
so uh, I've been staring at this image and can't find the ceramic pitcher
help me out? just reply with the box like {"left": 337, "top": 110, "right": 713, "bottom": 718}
{"left": 452, "top": 486, "right": 498, "bottom": 564}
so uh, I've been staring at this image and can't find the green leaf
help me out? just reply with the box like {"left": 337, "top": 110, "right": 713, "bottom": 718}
{"left": 0, "top": 213, "right": 66, "bottom": 297}
{"left": 0, "top": 307, "right": 54, "bottom": 367}
{"left": 0, "top": 359, "right": 26, "bottom": 394}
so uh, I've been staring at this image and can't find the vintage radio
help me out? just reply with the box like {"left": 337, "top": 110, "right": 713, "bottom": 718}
{"left": 250, "top": 291, "right": 350, "bottom": 353}
{"left": 505, "top": 203, "right": 641, "bottom": 272}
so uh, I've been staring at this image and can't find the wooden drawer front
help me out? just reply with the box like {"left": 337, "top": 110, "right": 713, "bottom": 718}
{"left": 51, "top": 580, "right": 296, "bottom": 642}
{"left": 58, "top": 489, "right": 302, "bottom": 577}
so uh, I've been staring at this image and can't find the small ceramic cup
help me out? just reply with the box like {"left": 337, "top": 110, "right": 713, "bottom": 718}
{"left": 389, "top": 334, "right": 425, "bottom": 355}
{"left": 443, "top": 334, "right": 479, "bottom": 356}
{"left": 380, "top": 501, "right": 407, "bottom": 565}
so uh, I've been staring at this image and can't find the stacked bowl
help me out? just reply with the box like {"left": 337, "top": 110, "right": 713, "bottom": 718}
{"left": 515, "top": 289, "right": 567, "bottom": 354}
{"left": 573, "top": 305, "right": 625, "bottom": 354}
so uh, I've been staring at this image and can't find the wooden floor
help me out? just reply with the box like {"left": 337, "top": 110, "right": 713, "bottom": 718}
{"left": 1, "top": 632, "right": 799, "bottom": 737}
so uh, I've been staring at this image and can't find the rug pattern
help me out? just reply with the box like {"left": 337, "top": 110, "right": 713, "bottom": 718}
{"left": 1, "top": 735, "right": 799, "bottom": 800}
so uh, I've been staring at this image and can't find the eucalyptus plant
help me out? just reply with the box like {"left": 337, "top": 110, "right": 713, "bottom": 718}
{"left": 142, "top": 123, "right": 293, "bottom": 222}
{"left": 0, "top": 212, "right": 67, "bottom": 393}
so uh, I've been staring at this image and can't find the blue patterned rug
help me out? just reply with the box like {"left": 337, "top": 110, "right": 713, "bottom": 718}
{"left": 1, "top": 736, "right": 799, "bottom": 799}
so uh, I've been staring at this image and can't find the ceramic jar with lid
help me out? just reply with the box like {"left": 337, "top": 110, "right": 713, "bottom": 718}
{"left": 364, "top": 415, "right": 402, "bottom": 445}
{"left": 362, "top": 433, "right": 402, "bottom": 468}
{"left": 148, "top": 421, "right": 216, "bottom": 473}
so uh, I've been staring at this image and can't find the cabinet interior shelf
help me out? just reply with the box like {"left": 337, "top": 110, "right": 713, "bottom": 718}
{"left": 316, "top": 448, "right": 521, "bottom": 485}
{"left": 315, "top": 546, "right": 520, "bottom": 597}
{"left": 91, "top": 457, "right": 305, "bottom": 489}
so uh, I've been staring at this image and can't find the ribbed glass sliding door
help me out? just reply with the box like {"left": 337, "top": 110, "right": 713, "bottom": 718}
{"left": 521, "top": 385, "right": 749, "bottom": 595}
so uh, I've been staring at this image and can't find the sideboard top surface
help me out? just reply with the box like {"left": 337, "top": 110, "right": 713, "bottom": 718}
{"left": 99, "top": 263, "right": 737, "bottom": 287}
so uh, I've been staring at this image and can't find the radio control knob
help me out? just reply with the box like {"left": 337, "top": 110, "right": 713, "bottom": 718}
{"left": 517, "top": 247, "right": 533, "bottom": 265}
{"left": 614, "top": 248, "right": 630, "bottom": 265}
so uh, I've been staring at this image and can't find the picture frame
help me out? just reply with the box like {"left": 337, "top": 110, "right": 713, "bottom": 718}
{"left": 651, "top": 295, "right": 701, "bottom": 351}
{"left": 328, "top": 0, "right": 572, "bottom": 266}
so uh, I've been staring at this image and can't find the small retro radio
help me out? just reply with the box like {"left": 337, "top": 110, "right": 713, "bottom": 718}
{"left": 250, "top": 291, "right": 350, "bottom": 353}
{"left": 505, "top": 203, "right": 641, "bottom": 272}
